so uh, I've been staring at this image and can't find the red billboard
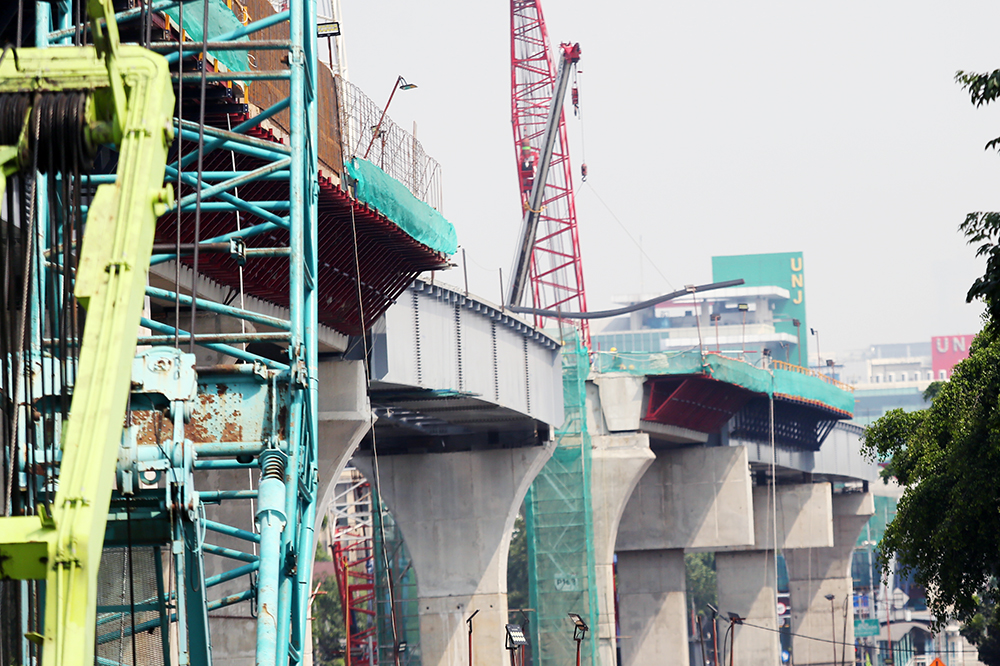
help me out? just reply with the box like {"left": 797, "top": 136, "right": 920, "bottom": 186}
{"left": 932, "top": 334, "right": 977, "bottom": 379}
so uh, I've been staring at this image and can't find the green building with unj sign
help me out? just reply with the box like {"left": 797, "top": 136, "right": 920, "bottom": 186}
{"left": 712, "top": 251, "right": 809, "bottom": 366}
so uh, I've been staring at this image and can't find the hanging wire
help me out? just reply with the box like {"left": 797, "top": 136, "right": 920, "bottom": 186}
{"left": 188, "top": 0, "right": 212, "bottom": 353}
{"left": 348, "top": 202, "right": 402, "bottom": 665}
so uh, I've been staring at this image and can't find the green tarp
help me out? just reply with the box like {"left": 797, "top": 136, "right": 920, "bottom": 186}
{"left": 346, "top": 158, "right": 457, "bottom": 256}
{"left": 593, "top": 349, "right": 855, "bottom": 415}
{"left": 164, "top": 0, "right": 249, "bottom": 75}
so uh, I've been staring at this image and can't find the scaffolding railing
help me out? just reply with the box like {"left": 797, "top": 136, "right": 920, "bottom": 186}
{"left": 336, "top": 76, "right": 443, "bottom": 211}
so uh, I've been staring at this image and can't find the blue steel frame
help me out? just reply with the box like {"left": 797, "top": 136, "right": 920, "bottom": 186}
{"left": 32, "top": 1, "right": 321, "bottom": 665}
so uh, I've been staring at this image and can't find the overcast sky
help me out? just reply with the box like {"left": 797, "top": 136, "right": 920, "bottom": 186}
{"left": 338, "top": 1, "right": 1000, "bottom": 355}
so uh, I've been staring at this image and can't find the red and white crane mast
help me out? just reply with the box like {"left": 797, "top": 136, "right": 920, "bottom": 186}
{"left": 508, "top": 0, "right": 590, "bottom": 346}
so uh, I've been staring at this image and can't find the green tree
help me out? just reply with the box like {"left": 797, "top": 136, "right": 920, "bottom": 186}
{"left": 860, "top": 68, "right": 1000, "bottom": 666}
{"left": 685, "top": 552, "right": 717, "bottom": 617}
{"left": 507, "top": 512, "right": 529, "bottom": 612}
{"left": 312, "top": 544, "right": 346, "bottom": 666}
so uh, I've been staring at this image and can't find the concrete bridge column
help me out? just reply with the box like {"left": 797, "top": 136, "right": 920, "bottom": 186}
{"left": 354, "top": 443, "right": 553, "bottom": 666}
{"left": 615, "top": 446, "right": 755, "bottom": 665}
{"left": 716, "top": 550, "right": 780, "bottom": 666}
{"left": 616, "top": 549, "right": 687, "bottom": 666}
{"left": 590, "top": 433, "right": 655, "bottom": 666}
{"left": 784, "top": 491, "right": 875, "bottom": 666}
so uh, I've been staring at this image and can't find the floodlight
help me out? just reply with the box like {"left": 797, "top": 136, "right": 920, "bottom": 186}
{"left": 738, "top": 303, "right": 748, "bottom": 311}
{"left": 505, "top": 623, "right": 528, "bottom": 649}
{"left": 398, "top": 77, "right": 418, "bottom": 91}
{"left": 568, "top": 613, "right": 588, "bottom": 630}
{"left": 728, "top": 611, "right": 745, "bottom": 625}
{"left": 317, "top": 21, "right": 341, "bottom": 37}
{"left": 824, "top": 594, "right": 835, "bottom": 601}
{"left": 792, "top": 319, "right": 800, "bottom": 327}
{"left": 707, "top": 603, "right": 720, "bottom": 618}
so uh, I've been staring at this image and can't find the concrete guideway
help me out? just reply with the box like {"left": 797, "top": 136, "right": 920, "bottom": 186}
{"left": 583, "top": 362, "right": 877, "bottom": 666}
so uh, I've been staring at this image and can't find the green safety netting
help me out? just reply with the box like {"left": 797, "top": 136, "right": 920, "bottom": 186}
{"left": 772, "top": 367, "right": 854, "bottom": 415}
{"left": 163, "top": 0, "right": 249, "bottom": 74}
{"left": 592, "top": 349, "right": 854, "bottom": 416}
{"left": 346, "top": 158, "right": 457, "bottom": 256}
{"left": 525, "top": 334, "right": 601, "bottom": 666}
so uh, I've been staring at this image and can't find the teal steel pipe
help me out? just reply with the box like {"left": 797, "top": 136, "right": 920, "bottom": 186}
{"left": 164, "top": 164, "right": 290, "bottom": 227}
{"left": 48, "top": 0, "right": 178, "bottom": 40}
{"left": 173, "top": 158, "right": 291, "bottom": 210}
{"left": 173, "top": 129, "right": 290, "bottom": 164}
{"left": 178, "top": 201, "right": 290, "bottom": 211}
{"left": 150, "top": 219, "right": 288, "bottom": 265}
{"left": 163, "top": 10, "right": 291, "bottom": 64}
{"left": 200, "top": 489, "right": 259, "bottom": 502}
{"left": 146, "top": 286, "right": 292, "bottom": 330}
{"left": 206, "top": 560, "right": 261, "bottom": 589}
{"left": 255, "top": 450, "right": 288, "bottom": 666}
{"left": 172, "top": 71, "right": 291, "bottom": 83}
{"left": 204, "top": 519, "right": 260, "bottom": 544}
{"left": 96, "top": 588, "right": 255, "bottom": 647}
{"left": 202, "top": 543, "right": 259, "bottom": 563}
{"left": 193, "top": 459, "right": 258, "bottom": 470}
{"left": 140, "top": 318, "right": 289, "bottom": 369}
{"left": 174, "top": 98, "right": 291, "bottom": 171}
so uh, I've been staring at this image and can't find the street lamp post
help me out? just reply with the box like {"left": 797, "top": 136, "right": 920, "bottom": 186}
{"left": 363, "top": 75, "right": 417, "bottom": 160}
{"left": 568, "top": 613, "right": 589, "bottom": 666}
{"left": 708, "top": 604, "right": 721, "bottom": 666}
{"left": 793, "top": 318, "right": 802, "bottom": 366}
{"left": 466, "top": 609, "right": 479, "bottom": 666}
{"left": 738, "top": 303, "right": 749, "bottom": 359}
{"left": 811, "top": 327, "right": 822, "bottom": 370}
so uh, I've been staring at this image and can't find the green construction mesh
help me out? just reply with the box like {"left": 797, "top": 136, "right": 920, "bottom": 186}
{"left": 163, "top": 0, "right": 250, "bottom": 74}
{"left": 373, "top": 490, "right": 422, "bottom": 666}
{"left": 771, "top": 366, "right": 854, "bottom": 414}
{"left": 525, "top": 335, "right": 601, "bottom": 666}
{"left": 345, "top": 158, "right": 457, "bottom": 255}
{"left": 591, "top": 349, "right": 854, "bottom": 415}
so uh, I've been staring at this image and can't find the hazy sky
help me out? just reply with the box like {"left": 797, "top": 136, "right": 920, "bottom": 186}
{"left": 338, "top": 1, "right": 1000, "bottom": 354}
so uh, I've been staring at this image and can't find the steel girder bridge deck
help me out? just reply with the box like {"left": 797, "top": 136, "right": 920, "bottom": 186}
{"left": 0, "top": 0, "right": 400, "bottom": 665}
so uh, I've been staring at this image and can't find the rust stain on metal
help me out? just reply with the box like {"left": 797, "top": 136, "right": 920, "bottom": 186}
{"left": 221, "top": 422, "right": 243, "bottom": 443}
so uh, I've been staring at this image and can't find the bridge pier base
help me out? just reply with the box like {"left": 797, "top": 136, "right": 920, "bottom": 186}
{"left": 784, "top": 492, "right": 874, "bottom": 666}
{"left": 590, "top": 433, "right": 655, "bottom": 666}
{"left": 355, "top": 443, "right": 553, "bottom": 666}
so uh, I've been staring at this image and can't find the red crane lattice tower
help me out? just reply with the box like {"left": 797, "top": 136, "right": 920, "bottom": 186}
{"left": 510, "top": 0, "right": 590, "bottom": 345}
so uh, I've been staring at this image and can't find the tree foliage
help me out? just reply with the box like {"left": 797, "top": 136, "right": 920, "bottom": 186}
{"left": 862, "top": 329, "right": 1000, "bottom": 624}
{"left": 961, "top": 597, "right": 1000, "bottom": 666}
{"left": 685, "top": 552, "right": 717, "bottom": 617}
{"left": 860, "top": 75, "right": 1000, "bottom": 661}
{"left": 507, "top": 512, "right": 529, "bottom": 612}
{"left": 312, "top": 545, "right": 346, "bottom": 666}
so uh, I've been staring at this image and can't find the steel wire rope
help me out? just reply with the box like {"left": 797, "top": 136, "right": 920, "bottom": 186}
{"left": 348, "top": 202, "right": 402, "bottom": 665}
{"left": 735, "top": 618, "right": 982, "bottom": 656}
{"left": 582, "top": 181, "right": 676, "bottom": 292}
{"left": 188, "top": 0, "right": 212, "bottom": 353}
{"left": 6, "top": 98, "right": 41, "bottom": 516}
{"left": 174, "top": 0, "right": 184, "bottom": 348}
{"left": 225, "top": 110, "right": 257, "bottom": 554}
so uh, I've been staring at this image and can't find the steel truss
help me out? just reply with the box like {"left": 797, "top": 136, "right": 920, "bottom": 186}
{"left": 0, "top": 1, "right": 320, "bottom": 666}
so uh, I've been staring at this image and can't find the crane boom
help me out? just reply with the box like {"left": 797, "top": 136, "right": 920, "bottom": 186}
{"left": 509, "top": 0, "right": 589, "bottom": 345}
{"left": 507, "top": 42, "right": 580, "bottom": 310}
